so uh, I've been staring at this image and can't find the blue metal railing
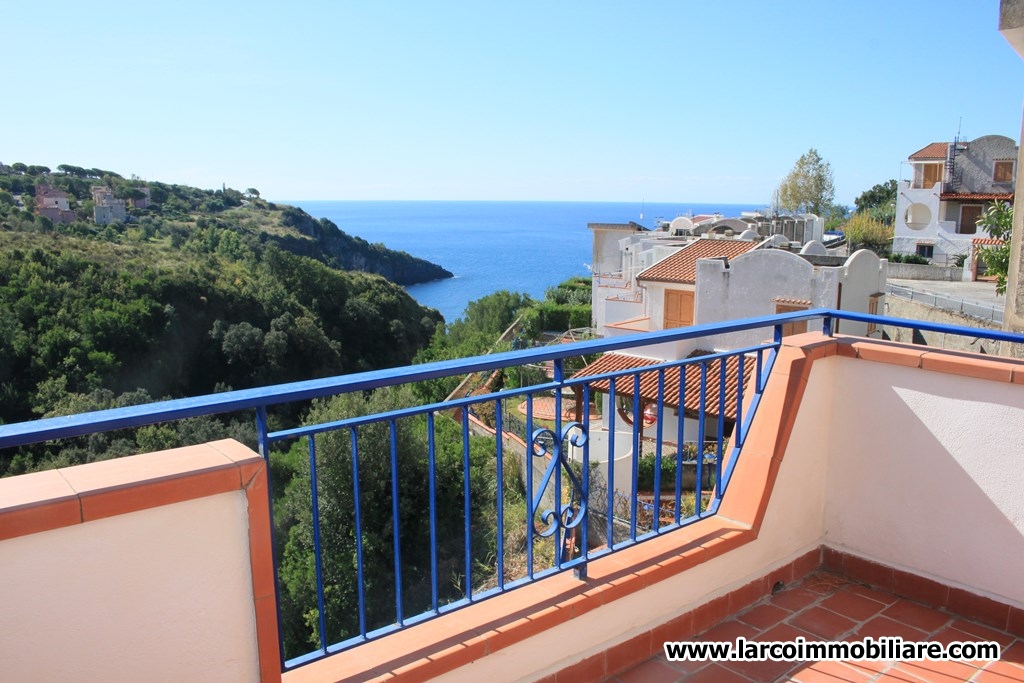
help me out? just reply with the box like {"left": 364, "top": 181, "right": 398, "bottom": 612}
{"left": 1, "top": 309, "right": 1021, "bottom": 669}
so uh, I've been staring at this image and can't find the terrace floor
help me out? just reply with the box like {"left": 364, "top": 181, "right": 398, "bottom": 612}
{"left": 604, "top": 571, "right": 1024, "bottom": 683}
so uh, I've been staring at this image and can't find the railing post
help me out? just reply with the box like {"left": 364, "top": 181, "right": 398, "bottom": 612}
{"left": 254, "top": 406, "right": 287, "bottom": 671}
{"left": 822, "top": 313, "right": 833, "bottom": 337}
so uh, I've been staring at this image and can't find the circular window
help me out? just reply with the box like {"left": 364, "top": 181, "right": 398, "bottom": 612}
{"left": 905, "top": 203, "right": 932, "bottom": 231}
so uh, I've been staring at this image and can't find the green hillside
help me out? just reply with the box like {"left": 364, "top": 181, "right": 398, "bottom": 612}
{"left": 0, "top": 164, "right": 447, "bottom": 474}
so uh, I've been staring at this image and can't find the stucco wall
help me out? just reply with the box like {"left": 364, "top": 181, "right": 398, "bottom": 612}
{"left": 436, "top": 348, "right": 834, "bottom": 682}
{"left": 0, "top": 491, "right": 261, "bottom": 682}
{"left": 886, "top": 263, "right": 962, "bottom": 281}
{"left": 694, "top": 249, "right": 885, "bottom": 347}
{"left": 434, "top": 340, "right": 1024, "bottom": 681}
{"left": 823, "top": 355, "right": 1024, "bottom": 605}
{"left": 954, "top": 135, "right": 1018, "bottom": 194}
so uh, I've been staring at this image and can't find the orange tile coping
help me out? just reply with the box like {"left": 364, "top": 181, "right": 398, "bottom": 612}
{"left": 830, "top": 333, "right": 1024, "bottom": 383}
{"left": 283, "top": 521, "right": 807, "bottom": 683}
{"left": 284, "top": 334, "right": 831, "bottom": 682}
{"left": 0, "top": 438, "right": 282, "bottom": 683}
{"left": 284, "top": 333, "right": 1024, "bottom": 681}
{"left": 0, "top": 439, "right": 262, "bottom": 537}
{"left": 8, "top": 333, "right": 1019, "bottom": 683}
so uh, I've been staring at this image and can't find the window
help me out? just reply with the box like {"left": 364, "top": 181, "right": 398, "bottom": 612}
{"left": 959, "top": 205, "right": 983, "bottom": 235}
{"left": 913, "top": 163, "right": 944, "bottom": 189}
{"left": 866, "top": 293, "right": 883, "bottom": 337}
{"left": 664, "top": 289, "right": 693, "bottom": 328}
{"left": 775, "top": 301, "right": 808, "bottom": 337}
{"left": 916, "top": 244, "right": 934, "bottom": 259}
{"left": 994, "top": 160, "right": 1014, "bottom": 183}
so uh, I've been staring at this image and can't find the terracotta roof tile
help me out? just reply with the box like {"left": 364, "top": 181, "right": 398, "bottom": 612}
{"left": 773, "top": 297, "right": 812, "bottom": 307}
{"left": 939, "top": 192, "right": 1013, "bottom": 201}
{"left": 909, "top": 142, "right": 949, "bottom": 160}
{"left": 637, "top": 239, "right": 759, "bottom": 284}
{"left": 972, "top": 237, "right": 1005, "bottom": 246}
{"left": 571, "top": 352, "right": 754, "bottom": 421}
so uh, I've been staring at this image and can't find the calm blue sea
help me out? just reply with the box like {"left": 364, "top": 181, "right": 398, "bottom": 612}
{"left": 290, "top": 201, "right": 763, "bottom": 323}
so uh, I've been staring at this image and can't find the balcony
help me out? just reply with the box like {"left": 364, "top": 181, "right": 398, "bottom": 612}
{"left": 2, "top": 311, "right": 1024, "bottom": 682}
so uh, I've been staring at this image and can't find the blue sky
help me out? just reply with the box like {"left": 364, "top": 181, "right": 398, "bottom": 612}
{"left": 4, "top": 1, "right": 1022, "bottom": 206}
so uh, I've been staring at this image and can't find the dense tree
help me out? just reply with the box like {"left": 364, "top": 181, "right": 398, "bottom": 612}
{"left": 842, "top": 213, "right": 893, "bottom": 253}
{"left": 0, "top": 162, "right": 451, "bottom": 475}
{"left": 822, "top": 203, "right": 850, "bottom": 231}
{"left": 853, "top": 179, "right": 897, "bottom": 226}
{"left": 414, "top": 290, "right": 534, "bottom": 403}
{"left": 275, "top": 386, "right": 501, "bottom": 658}
{"left": 776, "top": 148, "right": 835, "bottom": 216}
{"left": 977, "top": 201, "right": 1013, "bottom": 295}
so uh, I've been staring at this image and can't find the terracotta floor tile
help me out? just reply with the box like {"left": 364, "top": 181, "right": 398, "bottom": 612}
{"left": 613, "top": 658, "right": 684, "bottom": 683}
{"left": 844, "top": 583, "right": 899, "bottom": 606}
{"left": 773, "top": 587, "right": 823, "bottom": 613}
{"left": 683, "top": 663, "right": 751, "bottom": 683}
{"left": 819, "top": 591, "right": 888, "bottom": 623}
{"left": 894, "top": 659, "right": 979, "bottom": 682}
{"left": 872, "top": 671, "right": 929, "bottom": 682}
{"left": 854, "top": 616, "right": 928, "bottom": 642}
{"left": 787, "top": 659, "right": 876, "bottom": 682}
{"left": 758, "top": 622, "right": 824, "bottom": 643}
{"left": 736, "top": 602, "right": 792, "bottom": 631}
{"left": 1000, "top": 640, "right": 1024, "bottom": 667}
{"left": 880, "top": 599, "right": 953, "bottom": 634}
{"left": 603, "top": 576, "right": 1023, "bottom": 683}
{"left": 694, "top": 618, "right": 759, "bottom": 643}
{"left": 844, "top": 657, "right": 893, "bottom": 676}
{"left": 974, "top": 668, "right": 1024, "bottom": 682}
{"left": 949, "top": 618, "right": 1017, "bottom": 647}
{"left": 926, "top": 625, "right": 998, "bottom": 668}
{"left": 661, "top": 655, "right": 712, "bottom": 678}
{"left": 789, "top": 606, "right": 858, "bottom": 640}
{"left": 721, "top": 657, "right": 801, "bottom": 683}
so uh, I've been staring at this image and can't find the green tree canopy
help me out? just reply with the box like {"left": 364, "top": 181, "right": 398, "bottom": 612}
{"left": 776, "top": 148, "right": 835, "bottom": 216}
{"left": 854, "top": 179, "right": 897, "bottom": 213}
{"left": 842, "top": 213, "right": 893, "bottom": 253}
{"left": 978, "top": 201, "right": 1013, "bottom": 295}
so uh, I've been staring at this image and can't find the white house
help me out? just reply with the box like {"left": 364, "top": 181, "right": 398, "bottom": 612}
{"left": 893, "top": 134, "right": 1017, "bottom": 264}
{"left": 577, "top": 238, "right": 887, "bottom": 499}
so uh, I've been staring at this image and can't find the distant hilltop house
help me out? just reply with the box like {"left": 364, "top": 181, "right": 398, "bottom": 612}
{"left": 128, "top": 186, "right": 151, "bottom": 210}
{"left": 893, "top": 134, "right": 1017, "bottom": 265}
{"left": 91, "top": 185, "right": 127, "bottom": 225}
{"left": 34, "top": 184, "right": 77, "bottom": 224}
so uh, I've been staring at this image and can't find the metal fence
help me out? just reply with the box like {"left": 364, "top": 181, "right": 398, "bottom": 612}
{"left": 2, "top": 310, "right": 1021, "bottom": 670}
{"left": 886, "top": 283, "right": 1003, "bottom": 324}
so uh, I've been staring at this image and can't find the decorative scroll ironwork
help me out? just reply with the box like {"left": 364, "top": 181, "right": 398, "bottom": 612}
{"left": 530, "top": 422, "right": 588, "bottom": 562}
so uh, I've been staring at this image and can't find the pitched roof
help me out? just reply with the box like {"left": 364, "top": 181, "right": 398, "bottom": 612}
{"left": 939, "top": 192, "right": 1013, "bottom": 202}
{"left": 637, "top": 239, "right": 758, "bottom": 284}
{"left": 909, "top": 142, "right": 949, "bottom": 160}
{"left": 570, "top": 352, "right": 753, "bottom": 421}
